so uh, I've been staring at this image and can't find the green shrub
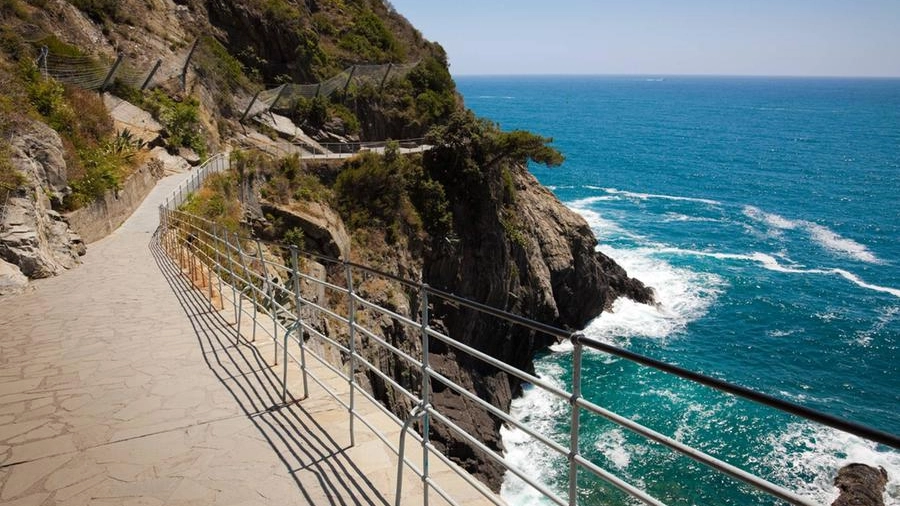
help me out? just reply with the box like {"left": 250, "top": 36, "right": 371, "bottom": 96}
{"left": 334, "top": 144, "right": 449, "bottom": 243}
{"left": 338, "top": 9, "right": 404, "bottom": 63}
{"left": 144, "top": 90, "right": 206, "bottom": 157}
{"left": 66, "top": 141, "right": 125, "bottom": 208}
{"left": 180, "top": 172, "right": 241, "bottom": 231}
{"left": 293, "top": 174, "right": 331, "bottom": 202}
{"left": 283, "top": 227, "right": 305, "bottom": 250}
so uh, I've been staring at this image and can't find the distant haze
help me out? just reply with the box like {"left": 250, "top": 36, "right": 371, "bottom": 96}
{"left": 388, "top": 0, "right": 900, "bottom": 77}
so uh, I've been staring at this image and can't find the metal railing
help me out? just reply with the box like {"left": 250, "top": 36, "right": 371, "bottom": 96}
{"left": 156, "top": 155, "right": 899, "bottom": 506}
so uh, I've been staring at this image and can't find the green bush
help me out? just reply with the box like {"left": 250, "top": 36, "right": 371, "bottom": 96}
{"left": 283, "top": 227, "right": 305, "bottom": 250}
{"left": 180, "top": 172, "right": 241, "bottom": 232}
{"left": 334, "top": 143, "right": 450, "bottom": 243}
{"left": 144, "top": 90, "right": 206, "bottom": 157}
{"left": 66, "top": 141, "right": 125, "bottom": 208}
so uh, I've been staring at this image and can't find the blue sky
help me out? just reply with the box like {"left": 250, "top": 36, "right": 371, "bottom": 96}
{"left": 387, "top": 0, "right": 900, "bottom": 77}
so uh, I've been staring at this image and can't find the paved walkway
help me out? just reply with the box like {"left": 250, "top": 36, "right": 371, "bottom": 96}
{"left": 0, "top": 172, "right": 495, "bottom": 505}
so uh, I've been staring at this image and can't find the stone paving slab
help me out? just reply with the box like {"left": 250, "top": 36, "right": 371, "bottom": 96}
{"left": 0, "top": 169, "right": 502, "bottom": 505}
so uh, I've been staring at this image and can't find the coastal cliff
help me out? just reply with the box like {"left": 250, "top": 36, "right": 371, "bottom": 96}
{"left": 0, "top": 0, "right": 654, "bottom": 488}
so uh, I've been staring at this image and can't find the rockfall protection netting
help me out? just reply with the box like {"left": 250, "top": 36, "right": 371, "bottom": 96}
{"left": 243, "top": 62, "right": 419, "bottom": 118}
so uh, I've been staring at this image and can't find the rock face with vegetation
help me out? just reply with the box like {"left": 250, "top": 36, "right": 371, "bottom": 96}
{"left": 0, "top": 0, "right": 654, "bottom": 489}
{"left": 0, "top": 119, "right": 85, "bottom": 289}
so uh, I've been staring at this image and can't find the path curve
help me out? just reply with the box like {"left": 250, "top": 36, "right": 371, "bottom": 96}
{"left": 0, "top": 171, "right": 393, "bottom": 505}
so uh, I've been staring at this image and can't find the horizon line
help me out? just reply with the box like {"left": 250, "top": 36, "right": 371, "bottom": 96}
{"left": 451, "top": 72, "right": 900, "bottom": 79}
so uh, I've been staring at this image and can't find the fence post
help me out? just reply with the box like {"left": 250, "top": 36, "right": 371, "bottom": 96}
{"left": 345, "top": 261, "right": 357, "bottom": 447}
{"left": 379, "top": 63, "right": 394, "bottom": 91}
{"left": 180, "top": 38, "right": 200, "bottom": 90}
{"left": 291, "top": 246, "right": 309, "bottom": 399}
{"left": 343, "top": 65, "right": 357, "bottom": 94}
{"left": 36, "top": 46, "right": 49, "bottom": 77}
{"left": 270, "top": 83, "right": 289, "bottom": 113}
{"left": 140, "top": 59, "right": 162, "bottom": 91}
{"left": 569, "top": 333, "right": 584, "bottom": 506}
{"left": 100, "top": 53, "right": 125, "bottom": 93}
{"left": 420, "top": 284, "right": 431, "bottom": 506}
{"left": 240, "top": 89, "right": 262, "bottom": 122}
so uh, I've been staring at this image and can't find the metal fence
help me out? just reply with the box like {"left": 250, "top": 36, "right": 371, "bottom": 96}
{"left": 157, "top": 155, "right": 899, "bottom": 506}
{"left": 241, "top": 62, "right": 419, "bottom": 120}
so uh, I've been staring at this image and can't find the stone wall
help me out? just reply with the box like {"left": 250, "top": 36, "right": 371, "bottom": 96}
{"left": 66, "top": 161, "right": 162, "bottom": 244}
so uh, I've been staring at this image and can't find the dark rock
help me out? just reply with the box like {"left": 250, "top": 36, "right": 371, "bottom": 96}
{"left": 833, "top": 464, "right": 888, "bottom": 506}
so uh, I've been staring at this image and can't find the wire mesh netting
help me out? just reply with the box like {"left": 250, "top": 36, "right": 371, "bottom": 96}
{"left": 260, "top": 62, "right": 419, "bottom": 113}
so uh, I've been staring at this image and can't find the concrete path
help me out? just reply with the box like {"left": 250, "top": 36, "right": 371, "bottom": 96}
{"left": 0, "top": 171, "right": 498, "bottom": 505}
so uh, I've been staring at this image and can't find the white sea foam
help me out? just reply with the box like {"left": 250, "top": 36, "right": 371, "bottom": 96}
{"left": 594, "top": 428, "right": 637, "bottom": 470}
{"left": 742, "top": 206, "right": 882, "bottom": 264}
{"left": 765, "top": 422, "right": 900, "bottom": 505}
{"left": 662, "top": 212, "right": 722, "bottom": 223}
{"left": 501, "top": 363, "right": 568, "bottom": 505}
{"left": 603, "top": 187, "right": 722, "bottom": 206}
{"left": 584, "top": 244, "right": 725, "bottom": 346}
{"left": 654, "top": 247, "right": 900, "bottom": 299}
{"left": 853, "top": 305, "right": 899, "bottom": 346}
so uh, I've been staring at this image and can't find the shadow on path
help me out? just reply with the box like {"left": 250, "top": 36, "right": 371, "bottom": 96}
{"left": 149, "top": 231, "right": 389, "bottom": 506}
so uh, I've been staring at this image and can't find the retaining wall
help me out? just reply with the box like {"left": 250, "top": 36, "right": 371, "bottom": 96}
{"left": 66, "top": 162, "right": 162, "bottom": 243}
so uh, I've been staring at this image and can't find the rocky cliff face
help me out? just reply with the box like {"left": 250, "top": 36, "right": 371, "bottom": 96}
{"left": 416, "top": 161, "right": 653, "bottom": 488}
{"left": 0, "top": 120, "right": 85, "bottom": 294}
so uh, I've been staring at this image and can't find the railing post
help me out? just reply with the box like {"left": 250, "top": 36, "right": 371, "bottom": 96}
{"left": 291, "top": 246, "right": 309, "bottom": 399}
{"left": 235, "top": 232, "right": 254, "bottom": 342}
{"left": 420, "top": 284, "right": 431, "bottom": 506}
{"left": 569, "top": 333, "right": 584, "bottom": 506}
{"left": 205, "top": 225, "right": 214, "bottom": 305}
{"left": 345, "top": 261, "right": 357, "bottom": 447}
{"left": 223, "top": 228, "right": 238, "bottom": 321}
{"left": 212, "top": 223, "right": 224, "bottom": 311}
{"left": 255, "top": 239, "right": 275, "bottom": 361}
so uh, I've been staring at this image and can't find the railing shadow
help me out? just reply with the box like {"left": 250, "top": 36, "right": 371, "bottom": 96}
{"left": 149, "top": 232, "right": 389, "bottom": 506}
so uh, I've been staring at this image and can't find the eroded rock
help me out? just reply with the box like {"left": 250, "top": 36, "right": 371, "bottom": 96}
{"left": 0, "top": 258, "right": 28, "bottom": 296}
{"left": 0, "top": 120, "right": 85, "bottom": 279}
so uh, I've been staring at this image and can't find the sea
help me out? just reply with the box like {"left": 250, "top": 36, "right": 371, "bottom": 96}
{"left": 454, "top": 75, "right": 900, "bottom": 506}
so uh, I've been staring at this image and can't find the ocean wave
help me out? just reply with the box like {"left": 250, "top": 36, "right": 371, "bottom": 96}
{"left": 603, "top": 187, "right": 722, "bottom": 206}
{"left": 583, "top": 245, "right": 724, "bottom": 346}
{"left": 765, "top": 422, "right": 900, "bottom": 505}
{"left": 662, "top": 212, "right": 722, "bottom": 223}
{"left": 501, "top": 362, "right": 568, "bottom": 505}
{"left": 742, "top": 206, "right": 882, "bottom": 264}
{"left": 654, "top": 247, "right": 900, "bottom": 299}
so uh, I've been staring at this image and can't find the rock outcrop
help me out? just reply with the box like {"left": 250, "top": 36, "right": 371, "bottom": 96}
{"left": 833, "top": 464, "right": 888, "bottom": 506}
{"left": 415, "top": 161, "right": 652, "bottom": 487}
{"left": 0, "top": 258, "right": 28, "bottom": 296}
{"left": 0, "top": 121, "right": 85, "bottom": 283}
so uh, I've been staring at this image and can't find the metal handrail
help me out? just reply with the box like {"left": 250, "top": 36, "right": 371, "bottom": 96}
{"left": 157, "top": 154, "right": 899, "bottom": 506}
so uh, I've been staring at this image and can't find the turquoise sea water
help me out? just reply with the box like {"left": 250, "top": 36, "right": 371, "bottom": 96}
{"left": 455, "top": 76, "right": 900, "bottom": 505}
